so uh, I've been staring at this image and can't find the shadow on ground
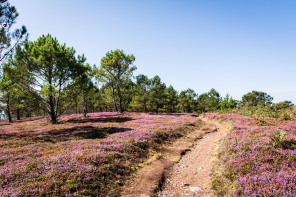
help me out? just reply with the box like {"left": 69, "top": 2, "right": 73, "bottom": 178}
{"left": 0, "top": 126, "right": 132, "bottom": 142}
{"left": 147, "top": 113, "right": 198, "bottom": 117}
{"left": 47, "top": 126, "right": 132, "bottom": 139}
{"left": 65, "top": 116, "right": 133, "bottom": 124}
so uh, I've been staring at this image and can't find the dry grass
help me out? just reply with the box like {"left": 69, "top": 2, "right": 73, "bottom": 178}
{"left": 211, "top": 136, "right": 237, "bottom": 196}
{"left": 207, "top": 117, "right": 236, "bottom": 196}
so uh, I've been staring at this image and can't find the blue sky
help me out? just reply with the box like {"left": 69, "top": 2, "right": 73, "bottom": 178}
{"left": 12, "top": 0, "right": 296, "bottom": 103}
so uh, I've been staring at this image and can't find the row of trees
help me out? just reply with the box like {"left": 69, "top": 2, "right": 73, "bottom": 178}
{"left": 1, "top": 34, "right": 294, "bottom": 124}
{"left": 0, "top": 1, "right": 293, "bottom": 124}
{"left": 0, "top": 33, "right": 238, "bottom": 123}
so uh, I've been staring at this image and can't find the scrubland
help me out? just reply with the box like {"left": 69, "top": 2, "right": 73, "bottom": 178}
{"left": 0, "top": 112, "right": 199, "bottom": 196}
{"left": 206, "top": 113, "right": 296, "bottom": 196}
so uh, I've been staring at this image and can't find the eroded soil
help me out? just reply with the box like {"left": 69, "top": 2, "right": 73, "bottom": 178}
{"left": 122, "top": 117, "right": 228, "bottom": 197}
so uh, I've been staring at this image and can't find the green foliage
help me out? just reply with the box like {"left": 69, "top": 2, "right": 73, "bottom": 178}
{"left": 0, "top": 2, "right": 294, "bottom": 127}
{"left": 196, "top": 88, "right": 220, "bottom": 113}
{"left": 129, "top": 75, "right": 177, "bottom": 113}
{"left": 4, "top": 28, "right": 295, "bottom": 124}
{"left": 128, "top": 74, "right": 151, "bottom": 112}
{"left": 148, "top": 75, "right": 166, "bottom": 113}
{"left": 69, "top": 62, "right": 96, "bottom": 117}
{"left": 0, "top": 0, "right": 27, "bottom": 63}
{"left": 280, "top": 112, "right": 293, "bottom": 120}
{"left": 97, "top": 49, "right": 136, "bottom": 113}
{"left": 0, "top": 57, "right": 32, "bottom": 122}
{"left": 252, "top": 119, "right": 269, "bottom": 126}
{"left": 178, "top": 88, "right": 197, "bottom": 113}
{"left": 282, "top": 139, "right": 296, "bottom": 150}
{"left": 273, "top": 101, "right": 294, "bottom": 110}
{"left": 219, "top": 94, "right": 238, "bottom": 111}
{"left": 25, "top": 175, "right": 47, "bottom": 183}
{"left": 17, "top": 34, "right": 88, "bottom": 123}
{"left": 289, "top": 155, "right": 296, "bottom": 162}
{"left": 238, "top": 100, "right": 296, "bottom": 120}
{"left": 270, "top": 131, "right": 286, "bottom": 147}
{"left": 40, "top": 83, "right": 58, "bottom": 97}
{"left": 164, "top": 85, "right": 178, "bottom": 113}
{"left": 241, "top": 91, "right": 273, "bottom": 107}
{"left": 242, "top": 164, "right": 251, "bottom": 174}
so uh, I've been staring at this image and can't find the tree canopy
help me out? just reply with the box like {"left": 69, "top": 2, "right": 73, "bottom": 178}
{"left": 13, "top": 34, "right": 89, "bottom": 123}
{"left": 196, "top": 88, "right": 220, "bottom": 113}
{"left": 96, "top": 49, "right": 136, "bottom": 113}
{"left": 0, "top": 0, "right": 27, "bottom": 64}
{"left": 242, "top": 91, "right": 273, "bottom": 107}
{"left": 0, "top": 15, "right": 291, "bottom": 123}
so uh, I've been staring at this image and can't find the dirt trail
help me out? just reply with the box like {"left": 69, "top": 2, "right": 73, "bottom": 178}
{"left": 121, "top": 118, "right": 228, "bottom": 197}
{"left": 158, "top": 118, "right": 228, "bottom": 196}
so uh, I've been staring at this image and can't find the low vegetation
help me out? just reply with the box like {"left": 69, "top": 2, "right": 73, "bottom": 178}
{"left": 0, "top": 112, "right": 200, "bottom": 196}
{"left": 206, "top": 113, "right": 296, "bottom": 196}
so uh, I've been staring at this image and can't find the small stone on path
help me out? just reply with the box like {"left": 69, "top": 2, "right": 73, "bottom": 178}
{"left": 190, "top": 186, "right": 202, "bottom": 192}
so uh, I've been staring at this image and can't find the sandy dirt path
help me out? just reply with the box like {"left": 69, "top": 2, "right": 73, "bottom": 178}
{"left": 157, "top": 118, "right": 228, "bottom": 196}
{"left": 122, "top": 118, "right": 228, "bottom": 197}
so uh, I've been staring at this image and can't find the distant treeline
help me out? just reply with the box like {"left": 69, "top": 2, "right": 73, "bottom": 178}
{"left": 1, "top": 1, "right": 294, "bottom": 124}
{"left": 0, "top": 35, "right": 294, "bottom": 124}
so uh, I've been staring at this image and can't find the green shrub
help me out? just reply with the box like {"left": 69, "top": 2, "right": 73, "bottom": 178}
{"left": 270, "top": 131, "right": 286, "bottom": 147}
{"left": 252, "top": 119, "right": 269, "bottom": 126}
{"left": 289, "top": 155, "right": 296, "bottom": 162}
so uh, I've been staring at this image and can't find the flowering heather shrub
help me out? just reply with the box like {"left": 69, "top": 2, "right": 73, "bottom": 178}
{"left": 0, "top": 112, "right": 199, "bottom": 196}
{"left": 204, "top": 113, "right": 296, "bottom": 196}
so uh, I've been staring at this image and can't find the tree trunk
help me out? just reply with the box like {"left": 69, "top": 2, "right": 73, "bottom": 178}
{"left": 116, "top": 83, "right": 124, "bottom": 113}
{"left": 118, "top": 90, "right": 123, "bottom": 113}
{"left": 6, "top": 94, "right": 12, "bottom": 123}
{"left": 112, "top": 87, "right": 118, "bottom": 112}
{"left": 75, "top": 102, "right": 78, "bottom": 114}
{"left": 16, "top": 108, "right": 20, "bottom": 120}
{"left": 48, "top": 67, "right": 57, "bottom": 124}
{"left": 49, "top": 95, "right": 57, "bottom": 124}
{"left": 83, "top": 93, "right": 88, "bottom": 117}
{"left": 16, "top": 98, "right": 21, "bottom": 120}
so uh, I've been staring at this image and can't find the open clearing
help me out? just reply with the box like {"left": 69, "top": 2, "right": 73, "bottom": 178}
{"left": 0, "top": 112, "right": 200, "bottom": 196}
{"left": 2, "top": 112, "right": 296, "bottom": 196}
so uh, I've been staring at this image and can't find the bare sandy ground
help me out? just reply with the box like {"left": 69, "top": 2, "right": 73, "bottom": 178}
{"left": 122, "top": 118, "right": 228, "bottom": 197}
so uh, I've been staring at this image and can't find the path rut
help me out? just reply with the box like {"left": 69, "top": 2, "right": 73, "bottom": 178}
{"left": 158, "top": 118, "right": 228, "bottom": 196}
{"left": 122, "top": 117, "right": 228, "bottom": 197}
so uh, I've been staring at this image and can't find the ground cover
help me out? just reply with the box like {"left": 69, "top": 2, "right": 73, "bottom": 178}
{"left": 205, "top": 113, "right": 296, "bottom": 196}
{"left": 0, "top": 112, "right": 199, "bottom": 196}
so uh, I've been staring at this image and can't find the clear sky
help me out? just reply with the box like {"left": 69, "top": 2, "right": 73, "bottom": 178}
{"left": 12, "top": 0, "right": 296, "bottom": 103}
